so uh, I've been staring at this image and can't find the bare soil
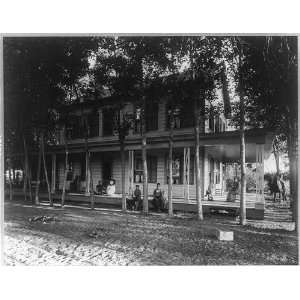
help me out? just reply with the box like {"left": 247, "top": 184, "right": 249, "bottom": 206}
{"left": 3, "top": 197, "right": 298, "bottom": 265}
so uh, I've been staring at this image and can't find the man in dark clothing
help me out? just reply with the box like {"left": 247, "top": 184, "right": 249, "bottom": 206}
{"left": 96, "top": 180, "right": 103, "bottom": 195}
{"left": 127, "top": 185, "right": 142, "bottom": 210}
{"left": 133, "top": 185, "right": 142, "bottom": 210}
{"left": 152, "top": 183, "right": 163, "bottom": 212}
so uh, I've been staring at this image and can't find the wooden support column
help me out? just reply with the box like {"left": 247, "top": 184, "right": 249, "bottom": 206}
{"left": 98, "top": 109, "right": 103, "bottom": 137}
{"left": 183, "top": 147, "right": 190, "bottom": 203}
{"left": 128, "top": 150, "right": 134, "bottom": 195}
{"left": 51, "top": 153, "right": 56, "bottom": 194}
{"left": 255, "top": 144, "right": 265, "bottom": 209}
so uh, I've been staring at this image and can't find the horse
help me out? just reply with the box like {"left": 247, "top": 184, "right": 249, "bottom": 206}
{"left": 270, "top": 175, "right": 287, "bottom": 203}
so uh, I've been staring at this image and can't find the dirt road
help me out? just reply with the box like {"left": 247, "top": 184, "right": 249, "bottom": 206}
{"left": 3, "top": 199, "right": 298, "bottom": 265}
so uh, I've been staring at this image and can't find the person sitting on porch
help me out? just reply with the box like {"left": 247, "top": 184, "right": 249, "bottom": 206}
{"left": 205, "top": 187, "right": 214, "bottom": 201}
{"left": 152, "top": 183, "right": 163, "bottom": 212}
{"left": 95, "top": 180, "right": 103, "bottom": 195}
{"left": 226, "top": 177, "right": 239, "bottom": 202}
{"left": 127, "top": 185, "right": 142, "bottom": 210}
{"left": 106, "top": 180, "right": 116, "bottom": 195}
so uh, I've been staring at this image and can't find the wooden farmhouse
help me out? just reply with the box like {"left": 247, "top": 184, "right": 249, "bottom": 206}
{"left": 41, "top": 81, "right": 273, "bottom": 219}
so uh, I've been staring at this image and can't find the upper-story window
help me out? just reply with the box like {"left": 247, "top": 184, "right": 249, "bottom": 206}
{"left": 166, "top": 101, "right": 194, "bottom": 129}
{"left": 66, "top": 115, "right": 83, "bottom": 140}
{"left": 133, "top": 103, "right": 158, "bottom": 133}
{"left": 87, "top": 111, "right": 99, "bottom": 137}
{"left": 102, "top": 108, "right": 115, "bottom": 136}
{"left": 145, "top": 102, "right": 158, "bottom": 131}
{"left": 208, "top": 112, "right": 226, "bottom": 133}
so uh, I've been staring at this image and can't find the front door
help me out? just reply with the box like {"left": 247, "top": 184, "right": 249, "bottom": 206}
{"left": 102, "top": 161, "right": 112, "bottom": 182}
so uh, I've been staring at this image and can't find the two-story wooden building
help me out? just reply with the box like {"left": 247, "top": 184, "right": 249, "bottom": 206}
{"left": 46, "top": 87, "right": 273, "bottom": 219}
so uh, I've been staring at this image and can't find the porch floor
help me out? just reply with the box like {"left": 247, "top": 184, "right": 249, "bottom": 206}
{"left": 8, "top": 189, "right": 258, "bottom": 210}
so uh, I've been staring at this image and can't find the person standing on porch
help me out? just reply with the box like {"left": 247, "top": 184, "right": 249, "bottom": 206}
{"left": 152, "top": 183, "right": 163, "bottom": 212}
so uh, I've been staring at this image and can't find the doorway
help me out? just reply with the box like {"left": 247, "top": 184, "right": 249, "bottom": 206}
{"left": 102, "top": 160, "right": 112, "bottom": 182}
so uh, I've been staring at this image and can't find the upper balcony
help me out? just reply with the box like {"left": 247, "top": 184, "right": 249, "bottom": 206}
{"left": 55, "top": 99, "right": 230, "bottom": 149}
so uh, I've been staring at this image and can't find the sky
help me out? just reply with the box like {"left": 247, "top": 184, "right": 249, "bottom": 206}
{"left": 264, "top": 154, "right": 289, "bottom": 173}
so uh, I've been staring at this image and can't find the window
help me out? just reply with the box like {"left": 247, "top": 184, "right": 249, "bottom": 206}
{"left": 103, "top": 108, "right": 115, "bottom": 136}
{"left": 88, "top": 111, "right": 99, "bottom": 137}
{"left": 215, "top": 161, "right": 220, "bottom": 184}
{"left": 166, "top": 101, "right": 194, "bottom": 129}
{"left": 166, "top": 155, "right": 194, "bottom": 185}
{"left": 145, "top": 102, "right": 158, "bottom": 131}
{"left": 166, "top": 106, "right": 181, "bottom": 129}
{"left": 148, "top": 156, "right": 157, "bottom": 183}
{"left": 179, "top": 102, "right": 194, "bottom": 128}
{"left": 134, "top": 107, "right": 142, "bottom": 134}
{"left": 66, "top": 115, "right": 83, "bottom": 139}
{"left": 209, "top": 112, "right": 214, "bottom": 131}
{"left": 134, "top": 155, "right": 157, "bottom": 183}
{"left": 209, "top": 158, "right": 214, "bottom": 186}
{"left": 214, "top": 116, "right": 220, "bottom": 133}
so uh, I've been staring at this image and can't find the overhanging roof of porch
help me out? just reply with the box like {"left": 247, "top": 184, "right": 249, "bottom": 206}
{"left": 47, "top": 128, "right": 273, "bottom": 161}
{"left": 203, "top": 130, "right": 274, "bottom": 163}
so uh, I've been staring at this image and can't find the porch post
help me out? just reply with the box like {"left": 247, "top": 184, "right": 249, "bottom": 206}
{"left": 255, "top": 144, "right": 265, "bottom": 209}
{"left": 51, "top": 153, "right": 56, "bottom": 193}
{"left": 183, "top": 147, "right": 190, "bottom": 202}
{"left": 98, "top": 109, "right": 103, "bottom": 137}
{"left": 128, "top": 150, "right": 134, "bottom": 195}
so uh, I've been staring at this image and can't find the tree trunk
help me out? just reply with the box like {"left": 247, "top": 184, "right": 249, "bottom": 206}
{"left": 85, "top": 151, "right": 91, "bottom": 195}
{"left": 41, "top": 132, "right": 53, "bottom": 206}
{"left": 272, "top": 141, "right": 280, "bottom": 175}
{"left": 23, "top": 156, "right": 27, "bottom": 201}
{"left": 61, "top": 129, "right": 69, "bottom": 207}
{"left": 194, "top": 100, "right": 203, "bottom": 220}
{"left": 35, "top": 135, "right": 42, "bottom": 205}
{"left": 239, "top": 94, "right": 246, "bottom": 225}
{"left": 142, "top": 134, "right": 148, "bottom": 214}
{"left": 287, "top": 121, "right": 298, "bottom": 232}
{"left": 7, "top": 158, "right": 13, "bottom": 201}
{"left": 120, "top": 141, "right": 127, "bottom": 211}
{"left": 168, "top": 114, "right": 174, "bottom": 216}
{"left": 90, "top": 166, "right": 94, "bottom": 210}
{"left": 23, "top": 135, "right": 32, "bottom": 202}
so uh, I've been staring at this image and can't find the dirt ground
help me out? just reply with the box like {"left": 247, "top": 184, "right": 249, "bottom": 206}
{"left": 3, "top": 197, "right": 298, "bottom": 265}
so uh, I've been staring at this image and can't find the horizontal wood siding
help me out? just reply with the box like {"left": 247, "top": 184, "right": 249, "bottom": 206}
{"left": 56, "top": 146, "right": 211, "bottom": 202}
{"left": 90, "top": 155, "right": 102, "bottom": 190}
